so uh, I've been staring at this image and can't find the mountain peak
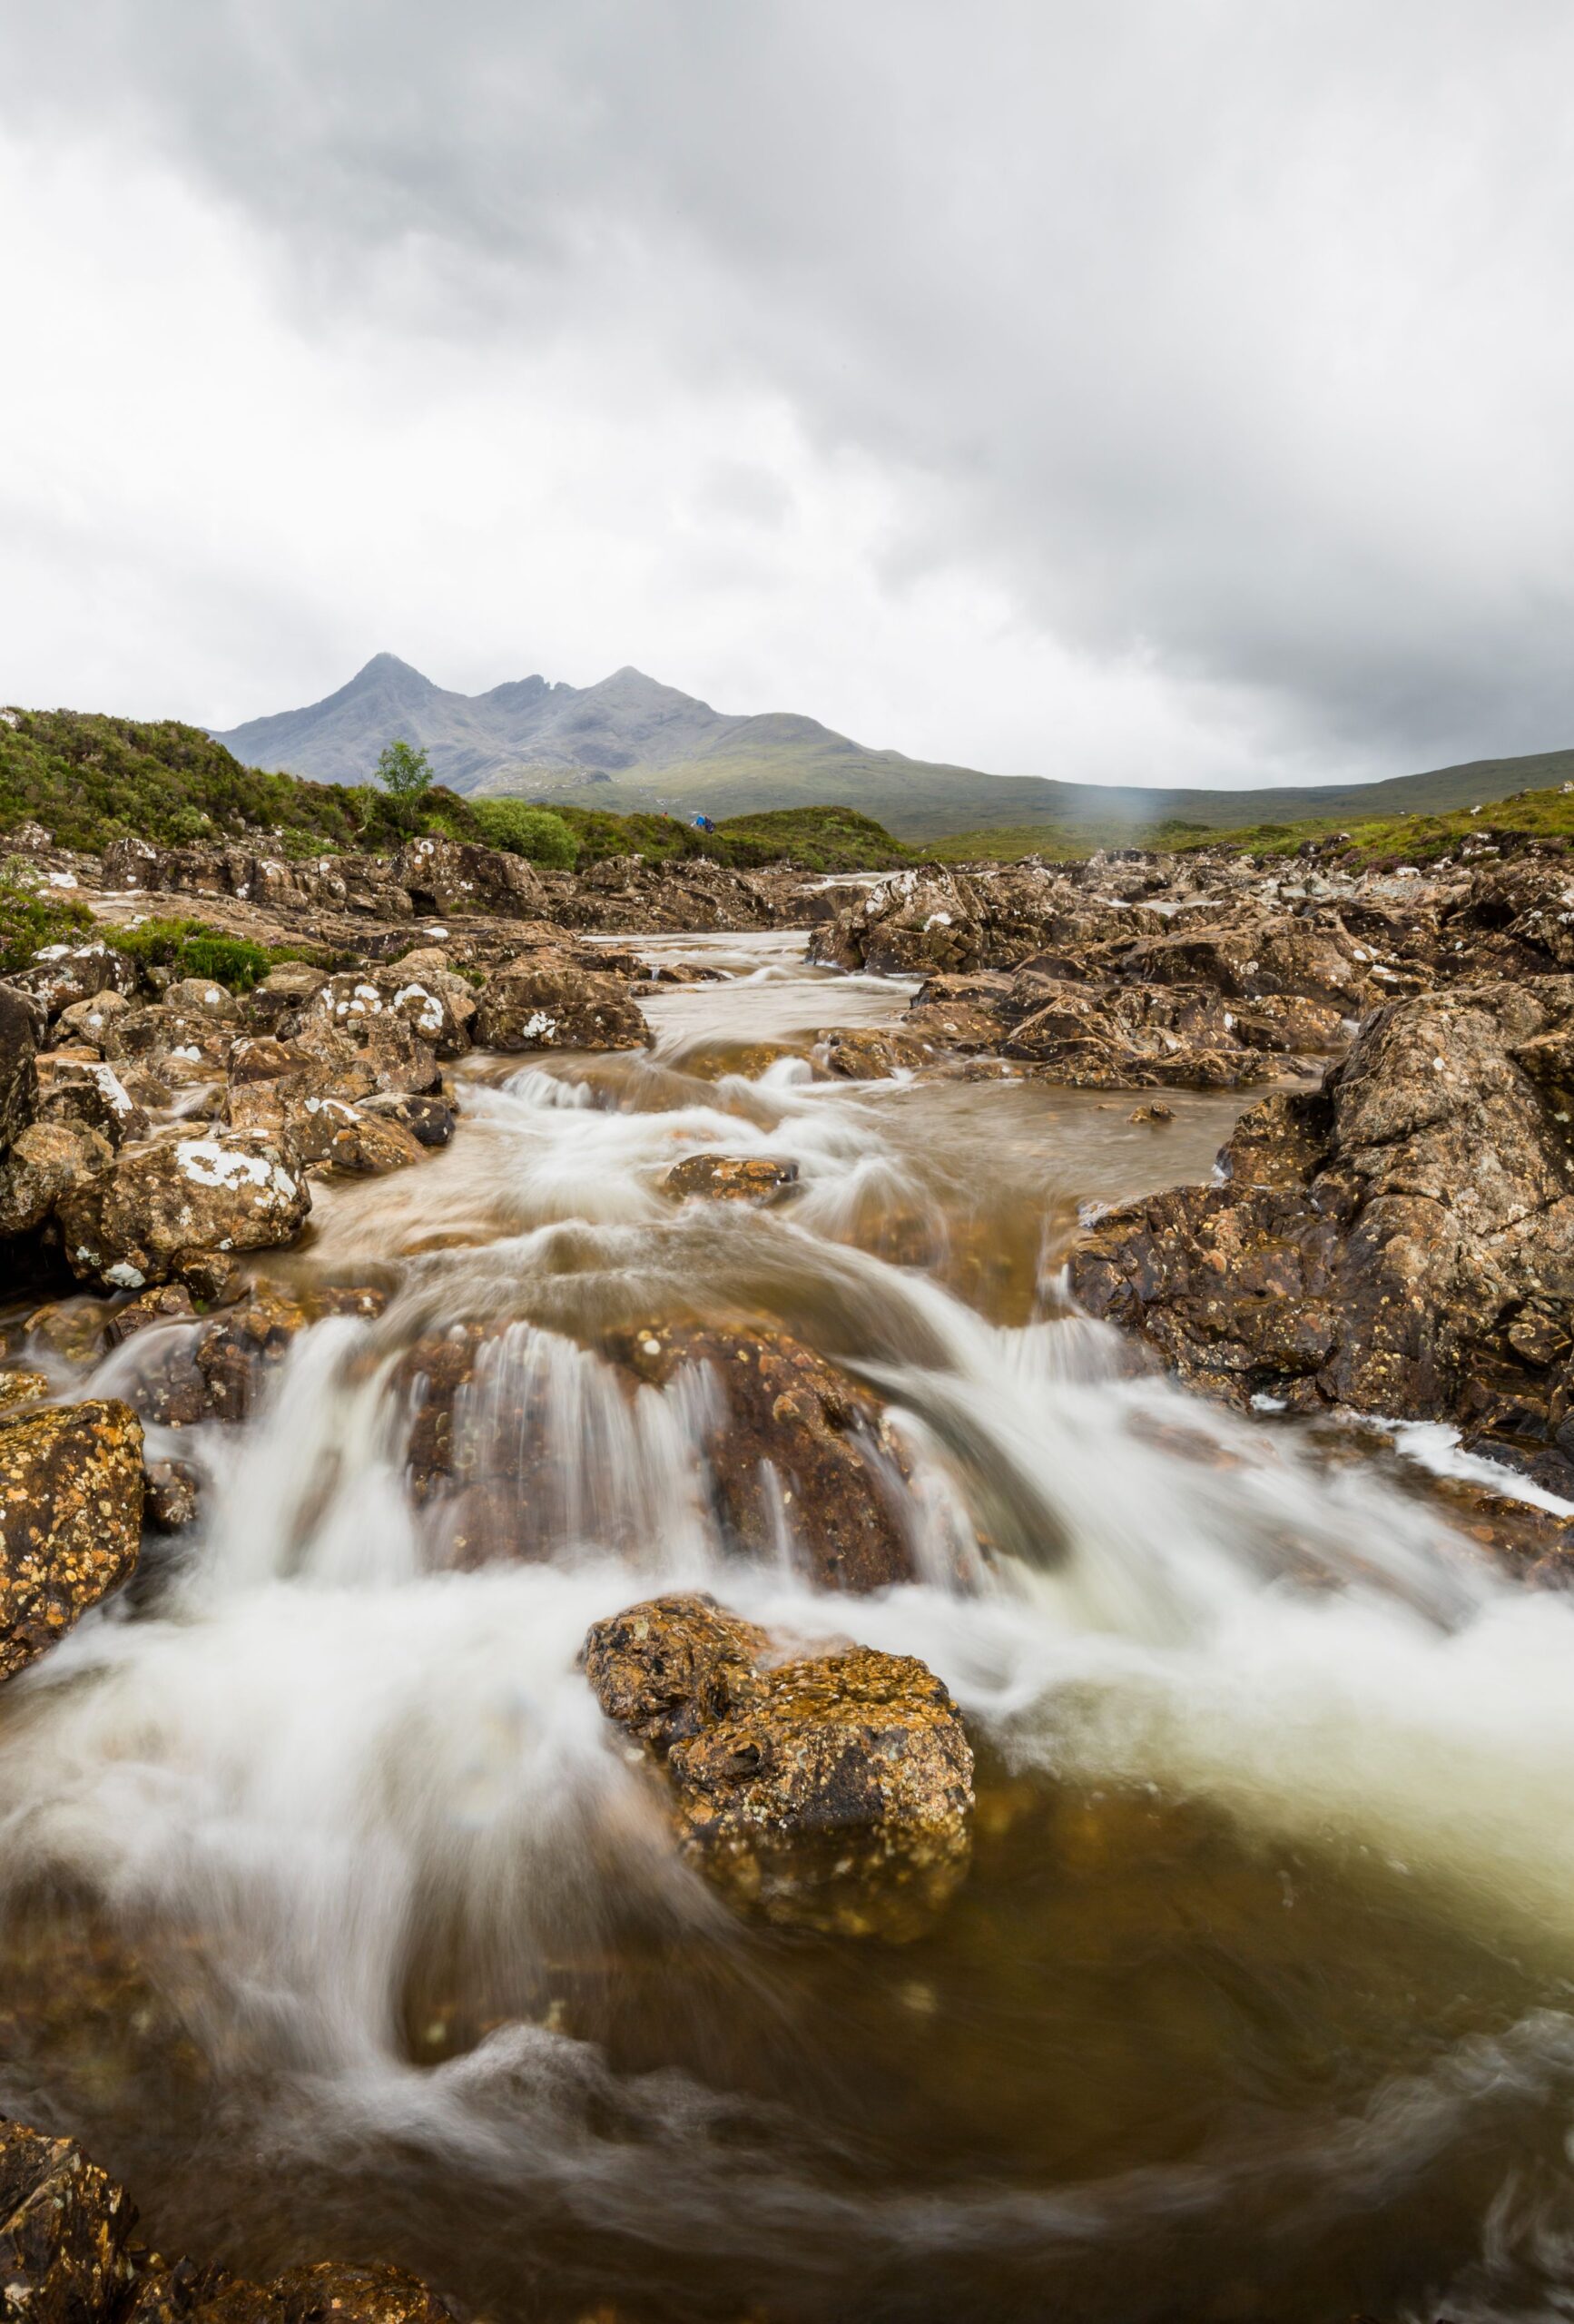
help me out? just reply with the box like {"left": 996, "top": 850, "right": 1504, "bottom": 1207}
{"left": 346, "top": 653, "right": 433, "bottom": 692}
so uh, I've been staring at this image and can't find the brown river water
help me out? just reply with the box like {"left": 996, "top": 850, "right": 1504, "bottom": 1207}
{"left": 5, "top": 932, "right": 1574, "bottom": 2324}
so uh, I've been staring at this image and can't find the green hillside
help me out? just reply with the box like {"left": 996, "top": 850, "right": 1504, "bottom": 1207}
{"left": 499, "top": 740, "right": 1574, "bottom": 846}
{"left": 0, "top": 710, "right": 910, "bottom": 873}
{"left": 921, "top": 769, "right": 1574, "bottom": 867}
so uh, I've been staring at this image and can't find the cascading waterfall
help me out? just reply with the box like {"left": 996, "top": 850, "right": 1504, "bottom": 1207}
{"left": 5, "top": 934, "right": 1574, "bottom": 2323}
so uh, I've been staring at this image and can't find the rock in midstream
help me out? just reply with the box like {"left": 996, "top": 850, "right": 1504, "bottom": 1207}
{"left": 0, "top": 1398, "right": 143, "bottom": 1681}
{"left": 583, "top": 1592, "right": 975, "bottom": 1940}
{"left": 0, "top": 2112, "right": 456, "bottom": 2324}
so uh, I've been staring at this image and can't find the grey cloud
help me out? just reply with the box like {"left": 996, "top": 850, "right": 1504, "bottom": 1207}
{"left": 5, "top": 0, "right": 1574, "bottom": 774}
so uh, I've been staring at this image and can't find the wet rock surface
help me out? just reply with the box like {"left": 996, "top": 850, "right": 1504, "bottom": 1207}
{"left": 0, "top": 2113, "right": 456, "bottom": 2324}
{"left": 395, "top": 1318, "right": 920, "bottom": 1590}
{"left": 608, "top": 1323, "right": 919, "bottom": 1591}
{"left": 584, "top": 1591, "right": 975, "bottom": 1938}
{"left": 1071, "top": 979, "right": 1574, "bottom": 1490}
{"left": 662, "top": 1152, "right": 800, "bottom": 1204}
{"left": 0, "top": 1398, "right": 143, "bottom": 1679}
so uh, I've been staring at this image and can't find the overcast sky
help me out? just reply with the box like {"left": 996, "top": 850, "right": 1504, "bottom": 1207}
{"left": 4, "top": 2, "right": 1573, "bottom": 791}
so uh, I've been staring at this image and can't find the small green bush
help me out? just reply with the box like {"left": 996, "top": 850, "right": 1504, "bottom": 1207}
{"left": 105, "top": 917, "right": 272, "bottom": 992}
{"left": 469, "top": 800, "right": 579, "bottom": 867}
{"left": 0, "top": 886, "right": 94, "bottom": 976}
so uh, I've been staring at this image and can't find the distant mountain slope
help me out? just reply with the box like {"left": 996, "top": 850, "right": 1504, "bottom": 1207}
{"left": 213, "top": 655, "right": 1574, "bottom": 844}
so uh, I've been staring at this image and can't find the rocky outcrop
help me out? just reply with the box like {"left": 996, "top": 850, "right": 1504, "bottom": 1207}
{"left": 663, "top": 1153, "right": 800, "bottom": 1204}
{"left": 584, "top": 1592, "right": 974, "bottom": 1939}
{"left": 473, "top": 952, "right": 649, "bottom": 1052}
{"left": 1, "top": 980, "right": 38, "bottom": 1154}
{"left": 0, "top": 1399, "right": 143, "bottom": 1680}
{"left": 13, "top": 939, "right": 140, "bottom": 1025}
{"left": 0, "top": 2113, "right": 456, "bottom": 2324}
{"left": 1070, "top": 979, "right": 1574, "bottom": 1490}
{"left": 57, "top": 1132, "right": 310, "bottom": 1290}
{"left": 394, "top": 835, "right": 546, "bottom": 921}
{"left": 306, "top": 957, "right": 477, "bottom": 1059}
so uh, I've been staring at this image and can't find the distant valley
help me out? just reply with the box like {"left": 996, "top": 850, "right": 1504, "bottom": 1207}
{"left": 213, "top": 654, "right": 1574, "bottom": 846}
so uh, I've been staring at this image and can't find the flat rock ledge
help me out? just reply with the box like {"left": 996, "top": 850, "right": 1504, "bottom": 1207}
{"left": 0, "top": 2112, "right": 454, "bottom": 2324}
{"left": 583, "top": 1591, "right": 974, "bottom": 1941}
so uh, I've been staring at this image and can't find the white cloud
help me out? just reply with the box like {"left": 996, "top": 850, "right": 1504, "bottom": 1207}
{"left": 4, "top": 1, "right": 1574, "bottom": 788}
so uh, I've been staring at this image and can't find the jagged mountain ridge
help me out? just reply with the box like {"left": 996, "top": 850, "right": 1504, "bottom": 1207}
{"left": 212, "top": 655, "right": 1574, "bottom": 843}
{"left": 214, "top": 654, "right": 861, "bottom": 792}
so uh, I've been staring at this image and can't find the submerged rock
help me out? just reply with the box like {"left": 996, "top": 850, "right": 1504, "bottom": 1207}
{"left": 663, "top": 1152, "right": 800, "bottom": 1205}
{"left": 0, "top": 2114, "right": 136, "bottom": 2324}
{"left": 0, "top": 1367, "right": 52, "bottom": 1411}
{"left": 0, "top": 1398, "right": 143, "bottom": 1680}
{"left": 584, "top": 1591, "right": 975, "bottom": 1939}
{"left": 0, "top": 2112, "right": 457, "bottom": 2324}
{"left": 57, "top": 1131, "right": 310, "bottom": 1290}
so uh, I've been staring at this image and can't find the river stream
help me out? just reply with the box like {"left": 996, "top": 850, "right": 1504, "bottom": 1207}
{"left": 5, "top": 933, "right": 1574, "bottom": 2323}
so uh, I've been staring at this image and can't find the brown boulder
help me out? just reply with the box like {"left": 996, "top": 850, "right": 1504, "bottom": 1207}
{"left": 143, "top": 1455, "right": 201, "bottom": 1531}
{"left": 1003, "top": 980, "right": 1274, "bottom": 1089}
{"left": 663, "top": 1153, "right": 800, "bottom": 1205}
{"left": 33, "top": 1054, "right": 148, "bottom": 1147}
{"left": 0, "top": 1399, "right": 143, "bottom": 1680}
{"left": 582, "top": 1590, "right": 770, "bottom": 1754}
{"left": 0, "top": 2112, "right": 457, "bottom": 2324}
{"left": 0, "top": 1368, "right": 52, "bottom": 1411}
{"left": 57, "top": 1131, "right": 310, "bottom": 1291}
{"left": 0, "top": 2114, "right": 136, "bottom": 2324}
{"left": 0, "top": 1119, "right": 114, "bottom": 1236}
{"left": 15, "top": 939, "right": 140, "bottom": 1023}
{"left": 474, "top": 955, "right": 648, "bottom": 1052}
{"left": 113, "top": 1280, "right": 387, "bottom": 1429}
{"left": 241, "top": 963, "right": 329, "bottom": 1032}
{"left": 815, "top": 1026, "right": 940, "bottom": 1079}
{"left": 308, "top": 965, "right": 476, "bottom": 1059}
{"left": 584, "top": 1592, "right": 974, "bottom": 1939}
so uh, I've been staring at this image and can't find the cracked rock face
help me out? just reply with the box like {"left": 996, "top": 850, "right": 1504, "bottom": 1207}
{"left": 56, "top": 1130, "right": 311, "bottom": 1290}
{"left": 0, "top": 980, "right": 39, "bottom": 1156}
{"left": 584, "top": 1592, "right": 975, "bottom": 1940}
{"left": 0, "top": 1398, "right": 143, "bottom": 1682}
{"left": 1069, "top": 979, "right": 1574, "bottom": 1492}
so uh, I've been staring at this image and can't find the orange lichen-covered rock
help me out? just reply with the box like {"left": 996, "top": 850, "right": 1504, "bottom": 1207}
{"left": 584, "top": 1592, "right": 974, "bottom": 1940}
{"left": 1, "top": 2111, "right": 457, "bottom": 2324}
{"left": 0, "top": 1398, "right": 143, "bottom": 1681}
